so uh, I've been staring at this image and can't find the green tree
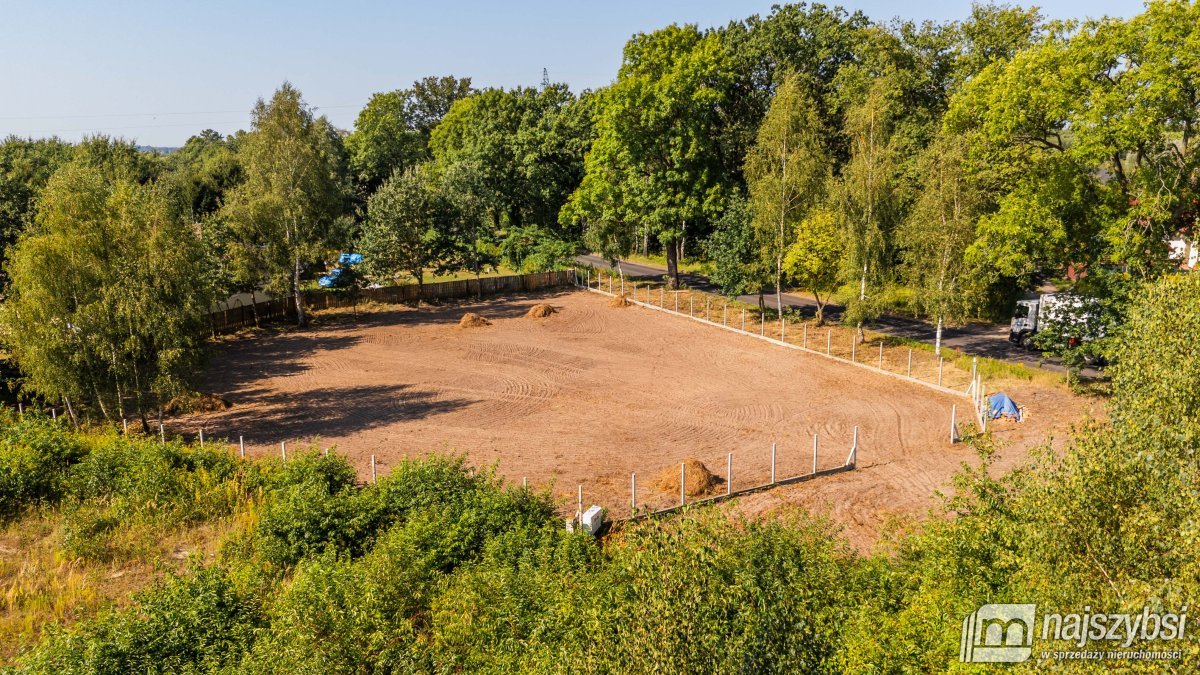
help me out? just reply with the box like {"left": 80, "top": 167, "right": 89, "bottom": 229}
{"left": 345, "top": 76, "right": 472, "bottom": 196}
{"left": 783, "top": 207, "right": 842, "bottom": 324}
{"left": 746, "top": 71, "right": 829, "bottom": 316}
{"left": 0, "top": 163, "right": 213, "bottom": 426}
{"left": 166, "top": 129, "right": 243, "bottom": 221}
{"left": 898, "top": 134, "right": 983, "bottom": 354}
{"left": 0, "top": 136, "right": 74, "bottom": 291}
{"left": 360, "top": 166, "right": 445, "bottom": 292}
{"left": 221, "top": 83, "right": 350, "bottom": 327}
{"left": 832, "top": 74, "right": 904, "bottom": 340}
{"left": 564, "top": 25, "right": 731, "bottom": 288}
{"left": 705, "top": 195, "right": 768, "bottom": 304}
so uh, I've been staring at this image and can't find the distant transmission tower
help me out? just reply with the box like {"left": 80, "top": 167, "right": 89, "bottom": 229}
{"left": 541, "top": 68, "right": 550, "bottom": 89}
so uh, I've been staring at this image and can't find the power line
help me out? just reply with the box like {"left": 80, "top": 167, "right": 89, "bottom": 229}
{"left": 0, "top": 103, "right": 360, "bottom": 122}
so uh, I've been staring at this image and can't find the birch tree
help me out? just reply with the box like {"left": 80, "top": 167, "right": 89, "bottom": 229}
{"left": 222, "top": 83, "right": 349, "bottom": 327}
{"left": 898, "top": 134, "right": 983, "bottom": 355}
{"left": 745, "top": 72, "right": 829, "bottom": 316}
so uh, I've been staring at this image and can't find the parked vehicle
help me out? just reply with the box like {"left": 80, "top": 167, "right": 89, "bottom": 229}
{"left": 1008, "top": 293, "right": 1104, "bottom": 352}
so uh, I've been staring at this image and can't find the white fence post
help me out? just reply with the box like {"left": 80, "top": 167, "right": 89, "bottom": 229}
{"left": 723, "top": 304, "right": 727, "bottom": 326}
{"left": 706, "top": 298, "right": 710, "bottom": 322}
{"left": 852, "top": 339, "right": 857, "bottom": 362}
{"left": 846, "top": 426, "right": 859, "bottom": 467}
{"left": 680, "top": 463, "right": 686, "bottom": 506}
{"left": 950, "top": 404, "right": 958, "bottom": 444}
{"left": 690, "top": 297, "right": 694, "bottom": 317}
{"left": 578, "top": 485, "right": 583, "bottom": 516}
{"left": 938, "top": 357, "right": 944, "bottom": 386}
{"left": 122, "top": 418, "right": 128, "bottom": 434}
{"left": 907, "top": 349, "right": 913, "bottom": 377}
{"left": 781, "top": 316, "right": 786, "bottom": 341}
{"left": 761, "top": 313, "right": 765, "bottom": 336}
{"left": 239, "top": 435, "right": 245, "bottom": 458}
{"left": 827, "top": 329, "right": 831, "bottom": 355}
{"left": 660, "top": 287, "right": 664, "bottom": 308}
{"left": 199, "top": 429, "right": 205, "bottom": 447}
{"left": 742, "top": 308, "right": 746, "bottom": 332}
{"left": 160, "top": 423, "right": 165, "bottom": 445}
{"left": 771, "top": 442, "right": 777, "bottom": 484}
{"left": 727, "top": 453, "right": 732, "bottom": 495}
{"left": 803, "top": 323, "right": 808, "bottom": 349}
{"left": 281, "top": 441, "right": 287, "bottom": 461}
{"left": 879, "top": 342, "right": 884, "bottom": 369}
{"left": 631, "top": 472, "right": 637, "bottom": 514}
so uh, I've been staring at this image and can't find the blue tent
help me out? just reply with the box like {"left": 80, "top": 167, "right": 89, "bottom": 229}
{"left": 988, "top": 393, "right": 1022, "bottom": 421}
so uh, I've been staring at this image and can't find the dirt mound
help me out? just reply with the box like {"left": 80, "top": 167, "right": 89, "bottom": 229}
{"left": 654, "top": 458, "right": 719, "bottom": 497}
{"left": 525, "top": 303, "right": 557, "bottom": 319}
{"left": 608, "top": 294, "right": 633, "bottom": 308}
{"left": 164, "top": 392, "right": 231, "bottom": 415}
{"left": 458, "top": 313, "right": 492, "bottom": 328}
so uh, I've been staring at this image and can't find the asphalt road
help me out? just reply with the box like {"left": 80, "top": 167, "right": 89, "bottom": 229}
{"left": 576, "top": 254, "right": 1091, "bottom": 377}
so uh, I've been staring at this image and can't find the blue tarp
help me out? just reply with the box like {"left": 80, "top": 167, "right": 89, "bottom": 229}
{"left": 339, "top": 252, "right": 363, "bottom": 265}
{"left": 988, "top": 393, "right": 1022, "bottom": 421}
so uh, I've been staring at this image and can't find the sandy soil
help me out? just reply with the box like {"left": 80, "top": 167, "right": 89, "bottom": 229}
{"left": 179, "top": 289, "right": 1087, "bottom": 549}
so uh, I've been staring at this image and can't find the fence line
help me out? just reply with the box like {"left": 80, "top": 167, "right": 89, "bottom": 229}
{"left": 210, "top": 269, "right": 577, "bottom": 334}
{"left": 576, "top": 271, "right": 974, "bottom": 401}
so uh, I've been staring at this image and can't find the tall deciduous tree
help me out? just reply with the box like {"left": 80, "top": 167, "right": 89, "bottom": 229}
{"left": 833, "top": 74, "right": 903, "bottom": 340}
{"left": 222, "top": 83, "right": 350, "bottom": 327}
{"left": 564, "top": 25, "right": 731, "bottom": 288}
{"left": 746, "top": 72, "right": 829, "bottom": 315}
{"left": 898, "top": 134, "right": 983, "bottom": 354}
{"left": 360, "top": 166, "right": 444, "bottom": 292}
{"left": 0, "top": 162, "right": 213, "bottom": 426}
{"left": 345, "top": 76, "right": 473, "bottom": 195}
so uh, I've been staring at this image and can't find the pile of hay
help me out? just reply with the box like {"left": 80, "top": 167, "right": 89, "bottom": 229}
{"left": 458, "top": 312, "right": 492, "bottom": 328}
{"left": 608, "top": 294, "right": 633, "bottom": 308}
{"left": 654, "top": 458, "right": 719, "bottom": 497}
{"left": 163, "top": 392, "right": 231, "bottom": 415}
{"left": 525, "top": 303, "right": 557, "bottom": 319}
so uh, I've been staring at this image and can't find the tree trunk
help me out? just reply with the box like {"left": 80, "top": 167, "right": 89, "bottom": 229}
{"left": 250, "top": 290, "right": 260, "bottom": 328}
{"left": 63, "top": 397, "right": 80, "bottom": 430}
{"left": 643, "top": 225, "right": 649, "bottom": 256}
{"left": 293, "top": 257, "right": 307, "bottom": 327}
{"left": 935, "top": 316, "right": 943, "bottom": 357}
{"left": 665, "top": 236, "right": 680, "bottom": 289}
{"left": 814, "top": 291, "right": 825, "bottom": 326}
{"left": 758, "top": 289, "right": 765, "bottom": 312}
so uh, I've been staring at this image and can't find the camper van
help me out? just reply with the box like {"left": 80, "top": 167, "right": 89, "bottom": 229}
{"left": 1008, "top": 293, "right": 1102, "bottom": 352}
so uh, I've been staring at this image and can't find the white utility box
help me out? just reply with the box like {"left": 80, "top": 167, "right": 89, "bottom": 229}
{"left": 581, "top": 505, "right": 604, "bottom": 536}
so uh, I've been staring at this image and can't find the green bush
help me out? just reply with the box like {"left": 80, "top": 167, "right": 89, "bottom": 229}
{"left": 0, "top": 414, "right": 88, "bottom": 519}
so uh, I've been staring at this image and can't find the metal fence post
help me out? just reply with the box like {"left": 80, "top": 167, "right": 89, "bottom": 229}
{"left": 950, "top": 404, "right": 958, "bottom": 444}
{"left": 281, "top": 441, "right": 287, "bottom": 461}
{"left": 160, "top": 423, "right": 165, "bottom": 445}
{"left": 846, "top": 426, "right": 859, "bottom": 467}
{"left": 879, "top": 342, "right": 884, "bottom": 369}
{"left": 771, "top": 442, "right": 777, "bottom": 484}
{"left": 199, "top": 429, "right": 205, "bottom": 447}
{"left": 372, "top": 454, "right": 378, "bottom": 483}
{"left": 239, "top": 436, "right": 245, "bottom": 458}
{"left": 803, "top": 323, "right": 808, "bottom": 349}
{"left": 761, "top": 313, "right": 765, "bottom": 336}
{"left": 742, "top": 308, "right": 746, "bottom": 332}
{"left": 781, "top": 316, "right": 785, "bottom": 341}
{"left": 631, "top": 472, "right": 637, "bottom": 514}
{"left": 938, "top": 357, "right": 944, "bottom": 386}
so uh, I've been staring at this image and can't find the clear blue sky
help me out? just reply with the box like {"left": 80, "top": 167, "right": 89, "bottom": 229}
{"left": 1, "top": 0, "right": 1146, "bottom": 147}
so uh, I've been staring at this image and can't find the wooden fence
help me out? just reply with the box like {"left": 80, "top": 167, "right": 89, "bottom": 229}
{"left": 210, "top": 269, "right": 577, "bottom": 334}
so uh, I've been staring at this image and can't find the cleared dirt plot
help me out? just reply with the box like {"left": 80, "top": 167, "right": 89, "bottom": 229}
{"left": 180, "top": 289, "right": 1081, "bottom": 546}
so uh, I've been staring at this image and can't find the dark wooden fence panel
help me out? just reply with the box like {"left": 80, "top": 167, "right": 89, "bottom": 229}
{"left": 210, "top": 269, "right": 577, "bottom": 335}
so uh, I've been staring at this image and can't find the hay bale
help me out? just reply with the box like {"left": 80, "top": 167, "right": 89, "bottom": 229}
{"left": 525, "top": 303, "right": 557, "bottom": 319}
{"left": 164, "top": 392, "right": 231, "bottom": 415}
{"left": 654, "top": 458, "right": 719, "bottom": 497}
{"left": 458, "top": 312, "right": 492, "bottom": 328}
{"left": 608, "top": 294, "right": 633, "bottom": 308}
